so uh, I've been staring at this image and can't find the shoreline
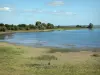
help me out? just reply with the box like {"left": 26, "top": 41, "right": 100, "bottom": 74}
{"left": 0, "top": 28, "right": 86, "bottom": 35}
{"left": 0, "top": 42, "right": 100, "bottom": 52}
{"left": 0, "top": 30, "right": 53, "bottom": 35}
{"left": 0, "top": 41, "right": 100, "bottom": 52}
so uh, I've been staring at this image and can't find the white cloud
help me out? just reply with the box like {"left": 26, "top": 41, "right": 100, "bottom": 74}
{"left": 48, "top": 0, "right": 64, "bottom": 6}
{"left": 7, "top": 7, "right": 76, "bottom": 16}
{"left": 51, "top": 10, "right": 76, "bottom": 15}
{"left": 23, "top": 9, "right": 76, "bottom": 16}
{"left": 0, "top": 7, "right": 11, "bottom": 11}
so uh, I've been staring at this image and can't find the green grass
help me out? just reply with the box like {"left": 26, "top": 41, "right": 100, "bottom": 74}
{"left": 0, "top": 46, "right": 24, "bottom": 75}
{"left": 0, "top": 46, "right": 23, "bottom": 63}
{"left": 21, "top": 61, "right": 100, "bottom": 75}
{"left": 0, "top": 45, "right": 100, "bottom": 75}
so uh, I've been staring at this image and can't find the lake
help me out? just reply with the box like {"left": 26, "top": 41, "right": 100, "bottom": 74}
{"left": 0, "top": 29, "right": 100, "bottom": 48}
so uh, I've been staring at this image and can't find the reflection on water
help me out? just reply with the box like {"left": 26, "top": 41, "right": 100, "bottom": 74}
{"left": 0, "top": 29, "right": 100, "bottom": 48}
{"left": 0, "top": 33, "right": 13, "bottom": 40}
{"left": 0, "top": 35, "right": 5, "bottom": 39}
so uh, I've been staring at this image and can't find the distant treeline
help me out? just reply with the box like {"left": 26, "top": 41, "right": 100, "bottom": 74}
{"left": 0, "top": 21, "right": 93, "bottom": 32}
{"left": 0, "top": 21, "right": 54, "bottom": 32}
{"left": 76, "top": 23, "right": 93, "bottom": 29}
{"left": 56, "top": 23, "right": 93, "bottom": 29}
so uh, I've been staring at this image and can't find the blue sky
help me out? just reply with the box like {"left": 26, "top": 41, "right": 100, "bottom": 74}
{"left": 0, "top": 0, "right": 100, "bottom": 25}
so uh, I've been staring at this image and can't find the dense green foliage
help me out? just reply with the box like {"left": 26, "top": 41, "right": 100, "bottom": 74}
{"left": 0, "top": 22, "right": 94, "bottom": 32}
{"left": 0, "top": 21, "right": 54, "bottom": 32}
{"left": 87, "top": 23, "right": 94, "bottom": 29}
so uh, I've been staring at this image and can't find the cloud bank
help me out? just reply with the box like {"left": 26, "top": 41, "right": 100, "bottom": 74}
{"left": 0, "top": 7, "right": 11, "bottom": 11}
{"left": 0, "top": 7, "right": 76, "bottom": 16}
{"left": 23, "top": 9, "right": 76, "bottom": 16}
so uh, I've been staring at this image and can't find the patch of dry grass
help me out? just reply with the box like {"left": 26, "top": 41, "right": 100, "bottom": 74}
{"left": 34, "top": 55, "right": 57, "bottom": 60}
{"left": 0, "top": 43, "right": 100, "bottom": 75}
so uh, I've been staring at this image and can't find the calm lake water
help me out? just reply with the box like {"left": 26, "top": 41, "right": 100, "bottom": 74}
{"left": 0, "top": 29, "right": 100, "bottom": 48}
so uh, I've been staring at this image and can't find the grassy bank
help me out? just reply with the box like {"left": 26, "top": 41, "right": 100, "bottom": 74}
{"left": 0, "top": 42, "right": 100, "bottom": 75}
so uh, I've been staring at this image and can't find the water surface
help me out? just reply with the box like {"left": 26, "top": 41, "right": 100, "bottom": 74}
{"left": 0, "top": 29, "right": 100, "bottom": 48}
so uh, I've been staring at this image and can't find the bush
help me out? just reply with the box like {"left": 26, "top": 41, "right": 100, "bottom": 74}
{"left": 91, "top": 53, "right": 100, "bottom": 57}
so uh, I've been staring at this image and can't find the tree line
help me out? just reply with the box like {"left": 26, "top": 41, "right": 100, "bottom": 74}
{"left": 76, "top": 23, "right": 93, "bottom": 29}
{"left": 0, "top": 21, "right": 94, "bottom": 32}
{"left": 0, "top": 21, "right": 54, "bottom": 32}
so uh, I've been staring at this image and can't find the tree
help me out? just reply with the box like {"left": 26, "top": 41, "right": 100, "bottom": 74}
{"left": 76, "top": 25, "right": 82, "bottom": 27}
{"left": 13, "top": 26, "right": 19, "bottom": 31}
{"left": 57, "top": 25, "right": 60, "bottom": 28}
{"left": 40, "top": 25, "right": 45, "bottom": 30}
{"left": 0, "top": 23, "right": 4, "bottom": 27}
{"left": 18, "top": 24, "right": 26, "bottom": 27}
{"left": 28, "top": 24, "right": 35, "bottom": 29}
{"left": 47, "top": 23, "right": 54, "bottom": 29}
{"left": 35, "top": 21, "right": 41, "bottom": 26}
{"left": 41, "top": 23, "right": 47, "bottom": 27}
{"left": 87, "top": 23, "right": 93, "bottom": 29}
{"left": 5, "top": 24, "right": 10, "bottom": 30}
{"left": 41, "top": 23, "right": 47, "bottom": 29}
{"left": 25, "top": 26, "right": 30, "bottom": 30}
{"left": 0, "top": 27, "right": 7, "bottom": 32}
{"left": 0, "top": 21, "right": 55, "bottom": 32}
{"left": 35, "top": 21, "right": 42, "bottom": 29}
{"left": 0, "top": 23, "right": 7, "bottom": 32}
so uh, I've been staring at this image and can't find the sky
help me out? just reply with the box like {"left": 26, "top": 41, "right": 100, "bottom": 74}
{"left": 0, "top": 0, "right": 100, "bottom": 25}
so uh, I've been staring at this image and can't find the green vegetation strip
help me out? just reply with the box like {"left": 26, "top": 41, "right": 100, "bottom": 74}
{"left": 0, "top": 21, "right": 93, "bottom": 33}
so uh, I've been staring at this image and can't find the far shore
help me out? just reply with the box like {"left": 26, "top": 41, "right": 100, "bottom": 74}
{"left": 0, "top": 29, "right": 53, "bottom": 35}
{"left": 0, "top": 28, "right": 86, "bottom": 35}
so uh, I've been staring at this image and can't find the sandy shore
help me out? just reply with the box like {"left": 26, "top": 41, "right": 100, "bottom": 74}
{"left": 0, "top": 31, "right": 14, "bottom": 35}
{"left": 0, "top": 42, "right": 100, "bottom": 75}
{"left": 0, "top": 28, "right": 86, "bottom": 35}
{"left": 0, "top": 30, "right": 54, "bottom": 35}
